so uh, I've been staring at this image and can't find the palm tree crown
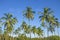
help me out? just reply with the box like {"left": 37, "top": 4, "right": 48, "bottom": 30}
{"left": 1, "top": 13, "right": 17, "bottom": 34}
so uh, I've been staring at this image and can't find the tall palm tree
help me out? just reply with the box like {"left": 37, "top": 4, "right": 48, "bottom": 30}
{"left": 23, "top": 7, "right": 35, "bottom": 25}
{"left": 54, "top": 18, "right": 60, "bottom": 40}
{"left": 23, "top": 7, "right": 35, "bottom": 19}
{"left": 48, "top": 17, "right": 60, "bottom": 40}
{"left": 1, "top": 13, "right": 17, "bottom": 40}
{"left": 21, "top": 21, "right": 33, "bottom": 40}
{"left": 39, "top": 8, "right": 57, "bottom": 40}
{"left": 23, "top": 7, "right": 35, "bottom": 39}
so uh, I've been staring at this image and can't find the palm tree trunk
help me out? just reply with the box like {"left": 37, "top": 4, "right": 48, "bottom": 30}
{"left": 28, "top": 19, "right": 31, "bottom": 40}
{"left": 13, "top": 37, "right": 14, "bottom": 40}
{"left": 25, "top": 33, "right": 26, "bottom": 40}
{"left": 0, "top": 34, "right": 1, "bottom": 40}
{"left": 3, "top": 34, "right": 4, "bottom": 40}
{"left": 51, "top": 32, "right": 54, "bottom": 40}
{"left": 5, "top": 34, "right": 8, "bottom": 40}
{"left": 44, "top": 29, "right": 46, "bottom": 40}
{"left": 30, "top": 32, "right": 31, "bottom": 40}
{"left": 57, "top": 27, "right": 59, "bottom": 40}
{"left": 47, "top": 28, "right": 49, "bottom": 40}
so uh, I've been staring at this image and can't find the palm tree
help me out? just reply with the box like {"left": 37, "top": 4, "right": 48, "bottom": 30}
{"left": 54, "top": 18, "right": 60, "bottom": 40}
{"left": 1, "top": 13, "right": 17, "bottom": 40}
{"left": 21, "top": 21, "right": 28, "bottom": 40}
{"left": 37, "top": 27, "right": 43, "bottom": 38}
{"left": 49, "top": 17, "right": 60, "bottom": 40}
{"left": 31, "top": 26, "right": 37, "bottom": 37}
{"left": 23, "top": 7, "right": 35, "bottom": 25}
{"left": 23, "top": 7, "right": 35, "bottom": 39}
{"left": 21, "top": 21, "right": 28, "bottom": 32}
{"left": 23, "top": 7, "right": 35, "bottom": 19}
{"left": 27, "top": 25, "right": 32, "bottom": 39}
{"left": 39, "top": 8, "right": 57, "bottom": 40}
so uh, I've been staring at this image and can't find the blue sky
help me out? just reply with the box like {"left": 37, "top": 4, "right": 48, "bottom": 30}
{"left": 0, "top": 0, "right": 60, "bottom": 37}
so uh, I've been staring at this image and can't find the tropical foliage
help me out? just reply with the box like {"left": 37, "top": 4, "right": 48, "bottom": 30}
{"left": 0, "top": 7, "right": 60, "bottom": 40}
